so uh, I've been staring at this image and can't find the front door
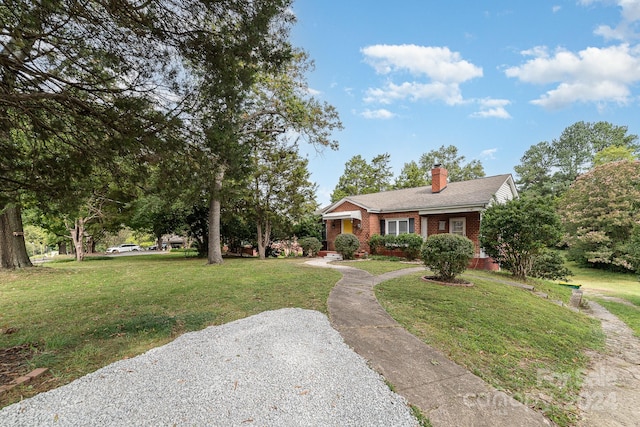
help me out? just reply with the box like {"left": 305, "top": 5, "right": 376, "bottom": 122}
{"left": 342, "top": 219, "right": 353, "bottom": 234}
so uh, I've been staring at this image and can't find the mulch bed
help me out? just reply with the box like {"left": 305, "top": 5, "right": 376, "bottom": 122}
{"left": 422, "top": 276, "right": 474, "bottom": 287}
{"left": 0, "top": 344, "right": 37, "bottom": 386}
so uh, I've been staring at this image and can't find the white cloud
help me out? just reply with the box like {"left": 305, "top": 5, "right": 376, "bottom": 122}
{"left": 361, "top": 44, "right": 481, "bottom": 106}
{"left": 580, "top": 0, "right": 640, "bottom": 40}
{"left": 361, "top": 109, "right": 396, "bottom": 119}
{"left": 480, "top": 148, "right": 498, "bottom": 159}
{"left": 552, "top": 5, "right": 562, "bottom": 13}
{"left": 361, "top": 44, "right": 482, "bottom": 83}
{"left": 307, "top": 87, "right": 321, "bottom": 96}
{"left": 364, "top": 81, "right": 465, "bottom": 105}
{"left": 505, "top": 44, "right": 640, "bottom": 109}
{"left": 470, "top": 98, "right": 512, "bottom": 119}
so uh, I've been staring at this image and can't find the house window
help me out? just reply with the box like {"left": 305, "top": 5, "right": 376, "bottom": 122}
{"left": 449, "top": 217, "right": 466, "bottom": 236}
{"left": 386, "top": 218, "right": 409, "bottom": 236}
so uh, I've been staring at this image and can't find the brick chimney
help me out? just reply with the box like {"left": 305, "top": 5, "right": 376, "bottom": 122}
{"left": 431, "top": 164, "right": 448, "bottom": 193}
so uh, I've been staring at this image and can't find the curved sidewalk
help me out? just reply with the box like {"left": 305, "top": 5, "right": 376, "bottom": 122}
{"left": 307, "top": 259, "right": 552, "bottom": 427}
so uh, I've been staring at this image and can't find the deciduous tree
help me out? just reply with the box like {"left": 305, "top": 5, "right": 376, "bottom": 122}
{"left": 248, "top": 144, "right": 317, "bottom": 259}
{"left": 559, "top": 160, "right": 640, "bottom": 271}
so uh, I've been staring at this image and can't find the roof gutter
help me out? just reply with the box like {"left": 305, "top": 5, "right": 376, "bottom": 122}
{"left": 418, "top": 203, "right": 487, "bottom": 215}
{"left": 322, "top": 210, "right": 363, "bottom": 221}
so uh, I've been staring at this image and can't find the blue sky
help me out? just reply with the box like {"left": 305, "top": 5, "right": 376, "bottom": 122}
{"left": 291, "top": 0, "right": 640, "bottom": 207}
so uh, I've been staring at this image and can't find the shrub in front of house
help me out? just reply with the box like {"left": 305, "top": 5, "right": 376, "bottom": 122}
{"left": 369, "top": 233, "right": 423, "bottom": 259}
{"left": 299, "top": 237, "right": 322, "bottom": 257}
{"left": 368, "top": 234, "right": 385, "bottom": 255}
{"left": 530, "top": 249, "right": 574, "bottom": 281}
{"left": 335, "top": 233, "right": 361, "bottom": 260}
{"left": 395, "top": 233, "right": 424, "bottom": 260}
{"left": 421, "top": 234, "right": 474, "bottom": 282}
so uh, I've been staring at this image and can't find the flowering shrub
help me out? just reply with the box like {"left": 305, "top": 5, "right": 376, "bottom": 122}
{"left": 269, "top": 238, "right": 303, "bottom": 257}
{"left": 559, "top": 160, "right": 640, "bottom": 272}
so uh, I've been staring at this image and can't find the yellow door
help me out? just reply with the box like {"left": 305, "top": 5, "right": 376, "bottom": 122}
{"left": 342, "top": 219, "right": 353, "bottom": 234}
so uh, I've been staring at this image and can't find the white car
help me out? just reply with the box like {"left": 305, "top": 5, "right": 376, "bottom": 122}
{"left": 106, "top": 244, "right": 142, "bottom": 253}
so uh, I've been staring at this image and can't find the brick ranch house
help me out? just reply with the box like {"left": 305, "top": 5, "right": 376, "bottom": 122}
{"left": 319, "top": 165, "right": 518, "bottom": 270}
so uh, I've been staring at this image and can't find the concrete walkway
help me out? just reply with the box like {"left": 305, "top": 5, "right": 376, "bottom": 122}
{"left": 307, "top": 259, "right": 553, "bottom": 427}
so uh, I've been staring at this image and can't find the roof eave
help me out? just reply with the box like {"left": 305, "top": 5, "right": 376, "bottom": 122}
{"left": 418, "top": 204, "right": 488, "bottom": 215}
{"left": 320, "top": 197, "right": 375, "bottom": 213}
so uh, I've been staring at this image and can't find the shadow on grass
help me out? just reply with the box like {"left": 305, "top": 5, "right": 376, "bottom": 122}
{"left": 90, "top": 312, "right": 217, "bottom": 339}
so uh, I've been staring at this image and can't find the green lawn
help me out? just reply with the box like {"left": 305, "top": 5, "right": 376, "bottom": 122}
{"left": 566, "top": 261, "right": 640, "bottom": 299}
{"left": 1, "top": 255, "right": 625, "bottom": 426}
{"left": 0, "top": 254, "right": 341, "bottom": 407}
{"left": 334, "top": 258, "right": 423, "bottom": 275}
{"left": 566, "top": 262, "right": 640, "bottom": 337}
{"left": 376, "top": 271, "right": 605, "bottom": 427}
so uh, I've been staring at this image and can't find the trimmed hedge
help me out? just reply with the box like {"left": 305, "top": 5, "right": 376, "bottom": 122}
{"left": 368, "top": 233, "right": 423, "bottom": 260}
{"left": 335, "top": 233, "right": 361, "bottom": 260}
{"left": 421, "top": 233, "right": 474, "bottom": 281}
{"left": 299, "top": 237, "right": 322, "bottom": 257}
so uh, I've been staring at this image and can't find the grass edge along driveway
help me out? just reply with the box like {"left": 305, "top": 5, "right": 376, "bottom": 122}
{"left": 376, "top": 270, "right": 605, "bottom": 427}
{"left": 0, "top": 255, "right": 341, "bottom": 407}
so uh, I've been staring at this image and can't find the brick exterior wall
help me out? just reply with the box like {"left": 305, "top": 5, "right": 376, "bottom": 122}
{"left": 426, "top": 212, "right": 482, "bottom": 255}
{"left": 324, "top": 201, "right": 370, "bottom": 252}
{"left": 324, "top": 206, "right": 498, "bottom": 270}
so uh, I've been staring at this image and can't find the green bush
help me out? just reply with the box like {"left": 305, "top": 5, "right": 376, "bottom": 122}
{"left": 530, "top": 250, "right": 574, "bottom": 281}
{"left": 395, "top": 233, "right": 424, "bottom": 260}
{"left": 368, "top": 233, "right": 424, "bottom": 260}
{"left": 626, "top": 226, "right": 640, "bottom": 274}
{"left": 299, "top": 237, "right": 322, "bottom": 257}
{"left": 335, "top": 233, "right": 361, "bottom": 260}
{"left": 421, "top": 234, "right": 474, "bottom": 282}
{"left": 368, "top": 234, "right": 385, "bottom": 255}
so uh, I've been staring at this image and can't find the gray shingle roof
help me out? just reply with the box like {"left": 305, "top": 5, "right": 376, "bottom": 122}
{"left": 324, "top": 174, "right": 515, "bottom": 213}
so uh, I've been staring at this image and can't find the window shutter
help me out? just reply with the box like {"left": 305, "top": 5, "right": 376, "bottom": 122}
{"left": 380, "top": 219, "right": 385, "bottom": 236}
{"left": 409, "top": 218, "right": 415, "bottom": 233}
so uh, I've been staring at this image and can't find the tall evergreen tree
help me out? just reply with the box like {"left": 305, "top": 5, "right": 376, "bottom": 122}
{"left": 331, "top": 153, "right": 392, "bottom": 202}
{"left": 515, "top": 121, "right": 639, "bottom": 196}
{"left": 418, "top": 145, "right": 485, "bottom": 183}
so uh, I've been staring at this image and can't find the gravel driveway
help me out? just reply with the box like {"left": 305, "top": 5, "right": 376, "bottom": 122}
{"left": 0, "top": 308, "right": 418, "bottom": 426}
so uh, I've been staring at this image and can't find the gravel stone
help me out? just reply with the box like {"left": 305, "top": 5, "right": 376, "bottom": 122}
{"left": 0, "top": 308, "right": 418, "bottom": 426}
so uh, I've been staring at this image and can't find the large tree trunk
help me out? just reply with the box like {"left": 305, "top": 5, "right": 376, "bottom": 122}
{"left": 207, "top": 167, "right": 225, "bottom": 265}
{"left": 87, "top": 235, "right": 96, "bottom": 254}
{"left": 70, "top": 218, "right": 86, "bottom": 261}
{"left": 256, "top": 220, "right": 271, "bottom": 260}
{"left": 0, "top": 204, "right": 33, "bottom": 269}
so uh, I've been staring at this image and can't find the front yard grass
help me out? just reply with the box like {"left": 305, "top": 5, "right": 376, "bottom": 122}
{"left": 567, "top": 261, "right": 640, "bottom": 337}
{"left": 376, "top": 270, "right": 605, "bottom": 427}
{"left": 1, "top": 255, "right": 620, "bottom": 426}
{"left": 0, "top": 254, "right": 341, "bottom": 407}
{"left": 334, "top": 258, "right": 422, "bottom": 275}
